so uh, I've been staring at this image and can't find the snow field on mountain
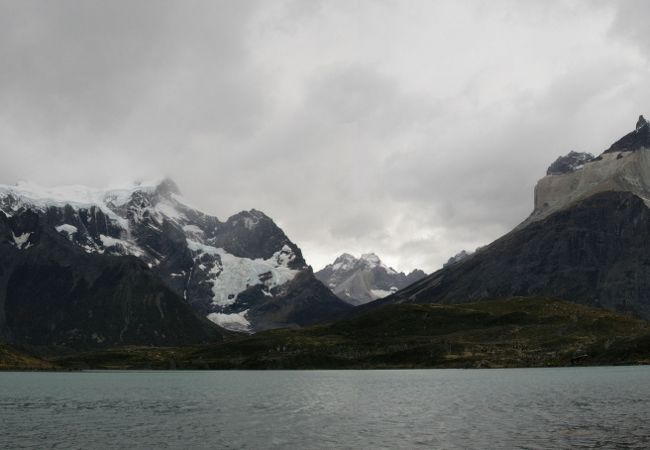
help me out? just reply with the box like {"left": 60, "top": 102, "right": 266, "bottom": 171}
{"left": 187, "top": 240, "right": 299, "bottom": 306}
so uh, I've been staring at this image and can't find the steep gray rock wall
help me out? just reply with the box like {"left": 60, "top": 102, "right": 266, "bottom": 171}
{"left": 387, "top": 191, "right": 650, "bottom": 319}
{"left": 0, "top": 210, "right": 224, "bottom": 349}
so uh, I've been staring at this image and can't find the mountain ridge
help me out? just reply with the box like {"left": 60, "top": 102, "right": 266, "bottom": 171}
{"left": 377, "top": 115, "right": 650, "bottom": 320}
{"left": 315, "top": 252, "right": 426, "bottom": 305}
{"left": 0, "top": 178, "right": 349, "bottom": 346}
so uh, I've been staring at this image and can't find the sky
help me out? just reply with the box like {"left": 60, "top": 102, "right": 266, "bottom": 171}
{"left": 1, "top": 0, "right": 650, "bottom": 273}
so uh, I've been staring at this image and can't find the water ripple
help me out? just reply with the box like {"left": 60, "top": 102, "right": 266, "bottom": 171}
{"left": 1, "top": 367, "right": 649, "bottom": 449}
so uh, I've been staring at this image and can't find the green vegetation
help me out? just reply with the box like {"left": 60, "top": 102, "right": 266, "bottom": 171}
{"left": 49, "top": 297, "right": 650, "bottom": 370}
{"left": 0, "top": 342, "right": 57, "bottom": 371}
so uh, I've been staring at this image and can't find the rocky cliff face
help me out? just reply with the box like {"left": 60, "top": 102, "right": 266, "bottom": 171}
{"left": 315, "top": 253, "right": 426, "bottom": 305}
{"left": 604, "top": 114, "right": 650, "bottom": 153}
{"left": 0, "top": 179, "right": 349, "bottom": 342}
{"left": 0, "top": 209, "right": 224, "bottom": 349}
{"left": 525, "top": 119, "right": 650, "bottom": 227}
{"left": 546, "top": 151, "right": 595, "bottom": 176}
{"left": 383, "top": 116, "right": 650, "bottom": 320}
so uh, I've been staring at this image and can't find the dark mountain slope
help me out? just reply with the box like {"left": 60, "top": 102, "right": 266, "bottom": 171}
{"left": 0, "top": 179, "right": 350, "bottom": 333}
{"left": 385, "top": 191, "right": 650, "bottom": 319}
{"left": 0, "top": 210, "right": 225, "bottom": 350}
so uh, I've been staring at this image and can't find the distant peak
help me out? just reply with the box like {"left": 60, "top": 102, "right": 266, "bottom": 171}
{"left": 636, "top": 115, "right": 648, "bottom": 131}
{"left": 247, "top": 208, "right": 268, "bottom": 219}
{"left": 334, "top": 253, "right": 357, "bottom": 262}
{"left": 230, "top": 209, "right": 269, "bottom": 221}
{"left": 360, "top": 253, "right": 381, "bottom": 264}
{"left": 225, "top": 209, "right": 273, "bottom": 232}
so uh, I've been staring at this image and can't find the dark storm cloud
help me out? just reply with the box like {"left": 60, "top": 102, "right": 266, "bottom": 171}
{"left": 0, "top": 0, "right": 648, "bottom": 272}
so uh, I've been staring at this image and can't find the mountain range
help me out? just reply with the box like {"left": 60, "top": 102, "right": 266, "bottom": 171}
{"left": 315, "top": 253, "right": 426, "bottom": 305}
{"left": 0, "top": 178, "right": 349, "bottom": 349}
{"left": 3, "top": 115, "right": 650, "bottom": 367}
{"left": 380, "top": 115, "right": 650, "bottom": 320}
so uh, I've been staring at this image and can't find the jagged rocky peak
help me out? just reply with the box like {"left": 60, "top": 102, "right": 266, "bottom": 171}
{"left": 0, "top": 178, "right": 349, "bottom": 334}
{"left": 227, "top": 208, "right": 269, "bottom": 229}
{"left": 315, "top": 252, "right": 427, "bottom": 306}
{"left": 326, "top": 252, "right": 394, "bottom": 273}
{"left": 378, "top": 114, "right": 650, "bottom": 321}
{"left": 215, "top": 209, "right": 307, "bottom": 266}
{"left": 523, "top": 115, "right": 650, "bottom": 227}
{"left": 360, "top": 252, "right": 382, "bottom": 267}
{"left": 332, "top": 253, "right": 357, "bottom": 271}
{"left": 605, "top": 114, "right": 650, "bottom": 153}
{"left": 546, "top": 151, "right": 595, "bottom": 175}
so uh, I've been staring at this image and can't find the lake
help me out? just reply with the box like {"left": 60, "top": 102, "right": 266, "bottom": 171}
{"left": 1, "top": 366, "right": 649, "bottom": 449}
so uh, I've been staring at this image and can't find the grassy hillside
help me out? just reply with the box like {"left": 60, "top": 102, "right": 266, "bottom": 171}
{"left": 0, "top": 342, "right": 57, "bottom": 370}
{"left": 52, "top": 297, "right": 650, "bottom": 370}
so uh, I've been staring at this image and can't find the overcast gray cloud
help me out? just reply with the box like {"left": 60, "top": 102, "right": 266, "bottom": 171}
{"left": 1, "top": 0, "right": 649, "bottom": 272}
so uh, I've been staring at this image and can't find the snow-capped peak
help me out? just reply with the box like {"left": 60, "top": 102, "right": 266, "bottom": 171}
{"left": 526, "top": 115, "right": 650, "bottom": 227}
{"left": 360, "top": 252, "right": 381, "bottom": 267}
{"left": 331, "top": 253, "right": 357, "bottom": 271}
{"left": 327, "top": 252, "right": 397, "bottom": 273}
{"left": 359, "top": 253, "right": 397, "bottom": 274}
{"left": 334, "top": 253, "right": 356, "bottom": 263}
{"left": 0, "top": 178, "right": 176, "bottom": 210}
{"left": 316, "top": 252, "right": 427, "bottom": 305}
{"left": 1, "top": 177, "right": 310, "bottom": 333}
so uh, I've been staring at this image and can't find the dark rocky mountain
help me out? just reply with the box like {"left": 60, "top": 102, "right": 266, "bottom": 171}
{"left": 0, "top": 179, "right": 349, "bottom": 345}
{"left": 546, "top": 151, "right": 594, "bottom": 175}
{"left": 0, "top": 209, "right": 223, "bottom": 350}
{"left": 604, "top": 115, "right": 650, "bottom": 153}
{"left": 380, "top": 116, "right": 650, "bottom": 320}
{"left": 315, "top": 253, "right": 426, "bottom": 305}
{"left": 443, "top": 250, "right": 473, "bottom": 268}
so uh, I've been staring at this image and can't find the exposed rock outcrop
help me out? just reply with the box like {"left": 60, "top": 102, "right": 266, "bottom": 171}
{"left": 316, "top": 253, "right": 426, "bottom": 305}
{"left": 604, "top": 114, "right": 650, "bottom": 153}
{"left": 546, "top": 151, "right": 594, "bottom": 176}
{"left": 379, "top": 116, "right": 650, "bottom": 320}
{"left": 0, "top": 179, "right": 350, "bottom": 343}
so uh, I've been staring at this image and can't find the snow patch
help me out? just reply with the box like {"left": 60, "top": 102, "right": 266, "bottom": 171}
{"left": 182, "top": 224, "right": 203, "bottom": 234}
{"left": 331, "top": 253, "right": 358, "bottom": 271}
{"left": 155, "top": 202, "right": 185, "bottom": 222}
{"left": 206, "top": 310, "right": 251, "bottom": 333}
{"left": 0, "top": 182, "right": 132, "bottom": 233}
{"left": 55, "top": 224, "right": 78, "bottom": 237}
{"left": 242, "top": 217, "right": 258, "bottom": 230}
{"left": 12, "top": 232, "right": 32, "bottom": 249}
{"left": 99, "top": 234, "right": 145, "bottom": 258}
{"left": 187, "top": 240, "right": 299, "bottom": 307}
{"left": 370, "top": 288, "right": 398, "bottom": 299}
